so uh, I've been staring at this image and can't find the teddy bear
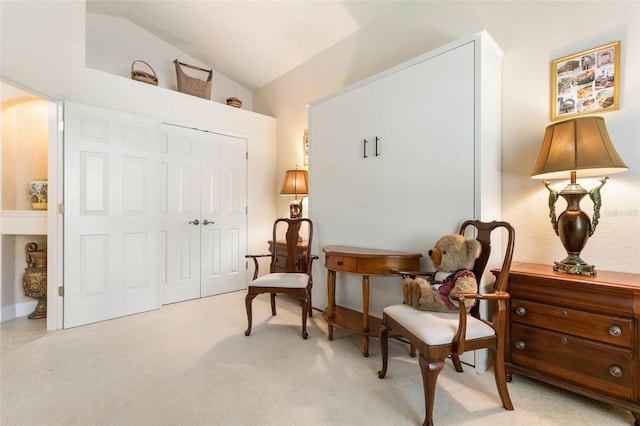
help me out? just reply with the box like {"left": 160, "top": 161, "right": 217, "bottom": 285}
{"left": 402, "top": 234, "right": 481, "bottom": 313}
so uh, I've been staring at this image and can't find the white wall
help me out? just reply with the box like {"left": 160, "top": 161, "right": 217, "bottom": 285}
{"left": 255, "top": 1, "right": 640, "bottom": 275}
{"left": 1, "top": 0, "right": 277, "bottom": 251}
{"left": 86, "top": 12, "right": 254, "bottom": 111}
{"left": 1, "top": 1, "right": 278, "bottom": 320}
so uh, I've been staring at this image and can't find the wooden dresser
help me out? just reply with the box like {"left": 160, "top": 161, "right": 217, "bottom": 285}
{"left": 496, "top": 262, "right": 640, "bottom": 424}
{"left": 268, "top": 240, "right": 308, "bottom": 273}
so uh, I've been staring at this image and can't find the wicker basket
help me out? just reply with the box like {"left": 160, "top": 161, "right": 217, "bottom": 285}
{"left": 174, "top": 59, "right": 212, "bottom": 99}
{"left": 130, "top": 60, "right": 158, "bottom": 86}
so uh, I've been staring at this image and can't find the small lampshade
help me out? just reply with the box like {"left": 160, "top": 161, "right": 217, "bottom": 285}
{"left": 531, "top": 116, "right": 628, "bottom": 180}
{"left": 280, "top": 169, "right": 309, "bottom": 196}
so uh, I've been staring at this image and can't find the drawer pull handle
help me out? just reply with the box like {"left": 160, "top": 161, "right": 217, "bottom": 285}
{"left": 560, "top": 337, "right": 568, "bottom": 344}
{"left": 337, "top": 261, "right": 343, "bottom": 266}
{"left": 515, "top": 340, "right": 526, "bottom": 350}
{"left": 561, "top": 310, "right": 568, "bottom": 318}
{"left": 609, "top": 365, "right": 623, "bottom": 378}
{"left": 515, "top": 306, "right": 526, "bottom": 316}
{"left": 609, "top": 325, "right": 622, "bottom": 337}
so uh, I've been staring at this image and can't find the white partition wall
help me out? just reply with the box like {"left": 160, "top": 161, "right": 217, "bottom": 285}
{"left": 308, "top": 31, "right": 503, "bottom": 370}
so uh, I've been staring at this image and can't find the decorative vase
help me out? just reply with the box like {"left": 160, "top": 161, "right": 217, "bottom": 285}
{"left": 23, "top": 242, "right": 47, "bottom": 319}
{"left": 28, "top": 179, "right": 48, "bottom": 210}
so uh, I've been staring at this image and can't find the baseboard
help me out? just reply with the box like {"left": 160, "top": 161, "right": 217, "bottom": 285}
{"left": 1, "top": 301, "right": 37, "bottom": 322}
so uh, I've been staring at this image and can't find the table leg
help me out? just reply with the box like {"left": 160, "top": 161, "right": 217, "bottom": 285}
{"left": 362, "top": 275, "right": 370, "bottom": 357}
{"left": 327, "top": 269, "right": 336, "bottom": 341}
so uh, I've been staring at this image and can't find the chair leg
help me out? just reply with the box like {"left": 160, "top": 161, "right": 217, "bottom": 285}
{"left": 451, "top": 354, "right": 464, "bottom": 372}
{"left": 308, "top": 291, "right": 313, "bottom": 317}
{"left": 378, "top": 323, "right": 390, "bottom": 378}
{"left": 418, "top": 356, "right": 444, "bottom": 426}
{"left": 270, "top": 293, "right": 277, "bottom": 315}
{"left": 299, "top": 295, "right": 309, "bottom": 339}
{"left": 244, "top": 293, "right": 257, "bottom": 336}
{"left": 491, "top": 347, "right": 514, "bottom": 410}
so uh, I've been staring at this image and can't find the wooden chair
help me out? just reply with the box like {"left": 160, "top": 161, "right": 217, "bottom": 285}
{"left": 378, "top": 220, "right": 516, "bottom": 426}
{"left": 244, "top": 218, "right": 318, "bottom": 339}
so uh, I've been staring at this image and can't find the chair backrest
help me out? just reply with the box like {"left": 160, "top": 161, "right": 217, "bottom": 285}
{"left": 270, "top": 218, "right": 314, "bottom": 273}
{"left": 458, "top": 220, "right": 516, "bottom": 317}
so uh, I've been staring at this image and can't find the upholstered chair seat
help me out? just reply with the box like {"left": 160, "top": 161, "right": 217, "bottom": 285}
{"left": 382, "top": 304, "right": 497, "bottom": 346}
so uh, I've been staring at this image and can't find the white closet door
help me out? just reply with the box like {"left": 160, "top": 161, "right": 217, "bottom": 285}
{"left": 160, "top": 125, "right": 248, "bottom": 303}
{"left": 200, "top": 132, "right": 248, "bottom": 296}
{"left": 64, "top": 102, "right": 160, "bottom": 328}
{"left": 369, "top": 41, "right": 476, "bottom": 248}
{"left": 308, "top": 81, "right": 375, "bottom": 246}
{"left": 160, "top": 124, "right": 202, "bottom": 304}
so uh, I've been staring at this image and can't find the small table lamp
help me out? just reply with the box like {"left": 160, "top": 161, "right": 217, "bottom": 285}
{"left": 531, "top": 116, "right": 628, "bottom": 275}
{"left": 280, "top": 168, "right": 308, "bottom": 218}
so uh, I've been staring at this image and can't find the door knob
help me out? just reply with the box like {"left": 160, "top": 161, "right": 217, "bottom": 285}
{"left": 189, "top": 219, "right": 200, "bottom": 225}
{"left": 203, "top": 220, "right": 214, "bottom": 225}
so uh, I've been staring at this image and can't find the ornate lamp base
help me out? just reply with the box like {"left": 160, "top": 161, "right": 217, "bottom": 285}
{"left": 553, "top": 254, "right": 596, "bottom": 276}
{"left": 288, "top": 198, "right": 303, "bottom": 219}
{"left": 543, "top": 174, "right": 607, "bottom": 277}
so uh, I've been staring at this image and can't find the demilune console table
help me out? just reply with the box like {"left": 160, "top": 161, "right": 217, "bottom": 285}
{"left": 322, "top": 245, "right": 422, "bottom": 357}
{"left": 493, "top": 262, "right": 640, "bottom": 424}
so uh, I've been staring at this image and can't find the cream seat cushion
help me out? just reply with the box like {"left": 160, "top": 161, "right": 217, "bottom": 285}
{"left": 250, "top": 273, "right": 309, "bottom": 289}
{"left": 383, "top": 304, "right": 496, "bottom": 346}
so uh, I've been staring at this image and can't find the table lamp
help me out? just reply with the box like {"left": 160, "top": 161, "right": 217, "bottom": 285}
{"left": 531, "top": 116, "right": 628, "bottom": 275}
{"left": 280, "top": 168, "right": 308, "bottom": 218}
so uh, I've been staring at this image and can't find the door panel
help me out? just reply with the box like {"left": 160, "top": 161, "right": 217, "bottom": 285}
{"left": 160, "top": 125, "right": 201, "bottom": 304}
{"left": 200, "top": 132, "right": 247, "bottom": 296}
{"left": 64, "top": 102, "right": 160, "bottom": 328}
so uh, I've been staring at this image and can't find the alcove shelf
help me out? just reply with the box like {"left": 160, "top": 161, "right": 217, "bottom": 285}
{"left": 0, "top": 210, "right": 47, "bottom": 235}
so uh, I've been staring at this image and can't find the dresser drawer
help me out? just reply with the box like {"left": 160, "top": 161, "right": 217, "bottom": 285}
{"left": 274, "top": 256, "right": 302, "bottom": 271}
{"left": 511, "top": 299, "right": 634, "bottom": 348}
{"left": 325, "top": 255, "right": 358, "bottom": 273}
{"left": 274, "top": 256, "right": 287, "bottom": 270}
{"left": 511, "top": 323, "right": 633, "bottom": 400}
{"left": 509, "top": 271, "right": 636, "bottom": 317}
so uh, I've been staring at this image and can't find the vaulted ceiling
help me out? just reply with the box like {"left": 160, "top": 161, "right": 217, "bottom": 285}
{"left": 87, "top": 1, "right": 407, "bottom": 90}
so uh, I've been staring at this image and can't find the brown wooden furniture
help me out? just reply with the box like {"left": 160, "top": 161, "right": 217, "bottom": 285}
{"left": 268, "top": 240, "right": 308, "bottom": 273}
{"left": 245, "top": 218, "right": 318, "bottom": 339}
{"left": 497, "top": 262, "right": 640, "bottom": 425}
{"left": 391, "top": 219, "right": 509, "bottom": 365}
{"left": 378, "top": 220, "right": 516, "bottom": 426}
{"left": 322, "top": 245, "right": 422, "bottom": 357}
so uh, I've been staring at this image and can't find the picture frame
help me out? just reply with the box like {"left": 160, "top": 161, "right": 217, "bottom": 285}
{"left": 551, "top": 41, "right": 620, "bottom": 121}
{"left": 303, "top": 130, "right": 309, "bottom": 166}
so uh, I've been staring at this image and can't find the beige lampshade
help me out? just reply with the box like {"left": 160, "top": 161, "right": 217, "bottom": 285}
{"left": 531, "top": 116, "right": 628, "bottom": 180}
{"left": 280, "top": 169, "right": 309, "bottom": 196}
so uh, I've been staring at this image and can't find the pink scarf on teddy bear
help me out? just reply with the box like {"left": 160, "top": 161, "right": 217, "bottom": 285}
{"left": 433, "top": 269, "right": 477, "bottom": 311}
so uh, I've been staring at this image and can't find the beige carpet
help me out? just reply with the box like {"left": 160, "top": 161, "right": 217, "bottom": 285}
{"left": 1, "top": 290, "right": 634, "bottom": 425}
